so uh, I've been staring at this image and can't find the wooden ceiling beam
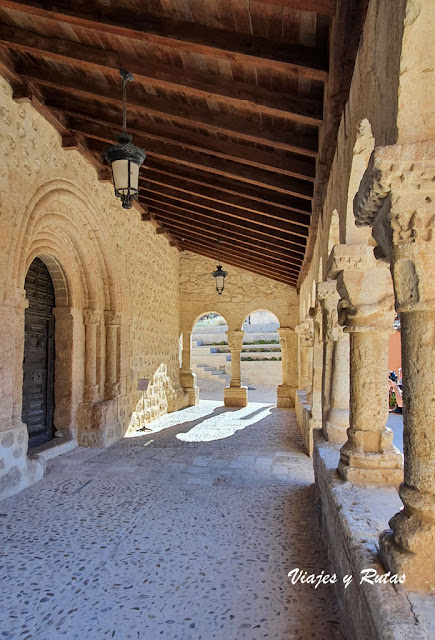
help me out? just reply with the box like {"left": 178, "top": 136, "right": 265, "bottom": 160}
{"left": 140, "top": 183, "right": 310, "bottom": 229}
{"left": 179, "top": 242, "right": 297, "bottom": 285}
{"left": 144, "top": 162, "right": 312, "bottom": 214}
{"left": 44, "top": 94, "right": 316, "bottom": 181}
{"left": 155, "top": 224, "right": 301, "bottom": 274}
{"left": 141, "top": 172, "right": 311, "bottom": 219}
{"left": 0, "top": 29, "right": 324, "bottom": 127}
{"left": 79, "top": 127, "right": 314, "bottom": 199}
{"left": 253, "top": 0, "right": 336, "bottom": 16}
{"left": 17, "top": 61, "right": 319, "bottom": 156}
{"left": 144, "top": 201, "right": 307, "bottom": 251}
{"left": 146, "top": 207, "right": 306, "bottom": 256}
{"left": 0, "top": 1, "right": 328, "bottom": 80}
{"left": 141, "top": 193, "right": 308, "bottom": 239}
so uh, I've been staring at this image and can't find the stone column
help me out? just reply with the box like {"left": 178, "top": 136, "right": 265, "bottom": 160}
{"left": 295, "top": 318, "right": 314, "bottom": 394}
{"left": 328, "top": 244, "right": 403, "bottom": 485}
{"left": 310, "top": 306, "right": 323, "bottom": 429}
{"left": 104, "top": 310, "right": 120, "bottom": 400}
{"left": 353, "top": 142, "right": 435, "bottom": 590}
{"left": 224, "top": 329, "right": 247, "bottom": 407}
{"left": 317, "top": 280, "right": 350, "bottom": 444}
{"left": 179, "top": 330, "right": 199, "bottom": 406}
{"left": 277, "top": 327, "right": 297, "bottom": 408}
{"left": 83, "top": 308, "right": 100, "bottom": 403}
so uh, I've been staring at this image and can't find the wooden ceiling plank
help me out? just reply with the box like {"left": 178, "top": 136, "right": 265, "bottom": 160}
{"left": 77, "top": 125, "right": 314, "bottom": 198}
{"left": 1, "top": 1, "right": 329, "bottom": 79}
{"left": 13, "top": 57, "right": 324, "bottom": 129}
{"left": 43, "top": 93, "right": 316, "bottom": 180}
{"left": 154, "top": 223, "right": 301, "bottom": 272}
{"left": 142, "top": 192, "right": 308, "bottom": 239}
{"left": 179, "top": 241, "right": 297, "bottom": 284}
{"left": 141, "top": 183, "right": 310, "bottom": 228}
{"left": 144, "top": 200, "right": 307, "bottom": 250}
{"left": 147, "top": 207, "right": 306, "bottom": 256}
{"left": 253, "top": 0, "right": 336, "bottom": 16}
{"left": 141, "top": 172, "right": 311, "bottom": 218}
{"left": 144, "top": 162, "right": 312, "bottom": 213}
{"left": 149, "top": 216, "right": 304, "bottom": 263}
{"left": 14, "top": 58, "right": 319, "bottom": 155}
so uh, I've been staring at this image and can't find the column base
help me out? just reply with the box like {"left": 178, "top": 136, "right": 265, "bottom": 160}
{"left": 0, "top": 424, "right": 44, "bottom": 500}
{"left": 325, "top": 408, "right": 349, "bottom": 444}
{"left": 338, "top": 448, "right": 403, "bottom": 486}
{"left": 180, "top": 371, "right": 199, "bottom": 406}
{"left": 276, "top": 384, "right": 296, "bottom": 408}
{"left": 379, "top": 529, "right": 435, "bottom": 592}
{"left": 224, "top": 386, "right": 248, "bottom": 407}
{"left": 76, "top": 399, "right": 123, "bottom": 447}
{"left": 186, "top": 386, "right": 199, "bottom": 406}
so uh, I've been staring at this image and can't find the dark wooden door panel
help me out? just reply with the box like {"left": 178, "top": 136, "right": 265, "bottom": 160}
{"left": 22, "top": 258, "right": 55, "bottom": 448}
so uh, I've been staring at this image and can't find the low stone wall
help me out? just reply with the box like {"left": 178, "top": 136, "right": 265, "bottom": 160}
{"left": 241, "top": 360, "right": 281, "bottom": 386}
{"left": 295, "top": 390, "right": 316, "bottom": 455}
{"left": 313, "top": 432, "right": 433, "bottom": 640}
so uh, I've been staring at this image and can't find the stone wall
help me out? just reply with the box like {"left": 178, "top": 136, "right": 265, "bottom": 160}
{"left": 0, "top": 74, "right": 187, "bottom": 499}
{"left": 179, "top": 250, "right": 298, "bottom": 332}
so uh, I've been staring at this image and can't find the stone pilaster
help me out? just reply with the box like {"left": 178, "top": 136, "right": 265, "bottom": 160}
{"left": 317, "top": 280, "right": 350, "bottom": 445}
{"left": 83, "top": 308, "right": 101, "bottom": 403}
{"left": 179, "top": 330, "right": 199, "bottom": 406}
{"left": 276, "top": 327, "right": 297, "bottom": 408}
{"left": 224, "top": 329, "right": 247, "bottom": 407}
{"left": 328, "top": 244, "right": 403, "bottom": 485}
{"left": 104, "top": 310, "right": 120, "bottom": 400}
{"left": 353, "top": 141, "right": 435, "bottom": 591}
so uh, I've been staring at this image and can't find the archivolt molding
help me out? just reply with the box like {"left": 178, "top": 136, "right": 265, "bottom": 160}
{"left": 13, "top": 179, "right": 123, "bottom": 315}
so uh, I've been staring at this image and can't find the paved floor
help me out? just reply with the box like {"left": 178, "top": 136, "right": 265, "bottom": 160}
{"left": 0, "top": 401, "right": 344, "bottom": 640}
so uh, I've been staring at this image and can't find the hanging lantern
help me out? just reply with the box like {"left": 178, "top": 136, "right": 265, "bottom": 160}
{"left": 103, "top": 69, "right": 146, "bottom": 209}
{"left": 211, "top": 240, "right": 227, "bottom": 294}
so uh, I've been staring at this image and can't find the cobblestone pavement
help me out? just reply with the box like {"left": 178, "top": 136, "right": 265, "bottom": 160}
{"left": 0, "top": 402, "right": 345, "bottom": 640}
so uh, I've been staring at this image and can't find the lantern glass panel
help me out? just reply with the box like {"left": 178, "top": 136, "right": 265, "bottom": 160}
{"left": 215, "top": 274, "right": 225, "bottom": 292}
{"left": 112, "top": 158, "right": 139, "bottom": 195}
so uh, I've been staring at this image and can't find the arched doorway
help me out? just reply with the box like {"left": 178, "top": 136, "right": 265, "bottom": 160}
{"left": 22, "top": 257, "right": 55, "bottom": 447}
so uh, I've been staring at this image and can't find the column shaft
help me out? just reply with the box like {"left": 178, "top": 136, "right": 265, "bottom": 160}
{"left": 326, "top": 333, "right": 350, "bottom": 444}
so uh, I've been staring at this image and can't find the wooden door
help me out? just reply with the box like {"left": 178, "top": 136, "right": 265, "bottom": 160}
{"left": 22, "top": 258, "right": 55, "bottom": 448}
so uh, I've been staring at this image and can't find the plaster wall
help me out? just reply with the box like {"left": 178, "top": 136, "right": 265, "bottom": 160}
{"left": 0, "top": 74, "right": 187, "bottom": 499}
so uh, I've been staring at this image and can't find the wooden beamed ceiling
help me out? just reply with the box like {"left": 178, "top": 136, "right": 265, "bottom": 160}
{"left": 0, "top": 0, "right": 367, "bottom": 286}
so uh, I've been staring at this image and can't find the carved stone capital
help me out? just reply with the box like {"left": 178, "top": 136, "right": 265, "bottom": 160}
{"left": 327, "top": 245, "right": 395, "bottom": 333}
{"left": 83, "top": 308, "right": 101, "bottom": 325}
{"left": 354, "top": 142, "right": 435, "bottom": 312}
{"left": 277, "top": 327, "right": 294, "bottom": 350}
{"left": 226, "top": 329, "right": 245, "bottom": 351}
{"left": 317, "top": 281, "right": 341, "bottom": 342}
{"left": 295, "top": 317, "right": 314, "bottom": 348}
{"left": 104, "top": 310, "right": 121, "bottom": 326}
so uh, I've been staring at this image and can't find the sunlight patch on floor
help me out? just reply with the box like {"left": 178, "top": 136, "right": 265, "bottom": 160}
{"left": 176, "top": 402, "right": 273, "bottom": 442}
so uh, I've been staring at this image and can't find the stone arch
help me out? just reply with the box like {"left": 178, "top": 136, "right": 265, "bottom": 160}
{"left": 343, "top": 119, "right": 376, "bottom": 245}
{"left": 191, "top": 310, "right": 230, "bottom": 332}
